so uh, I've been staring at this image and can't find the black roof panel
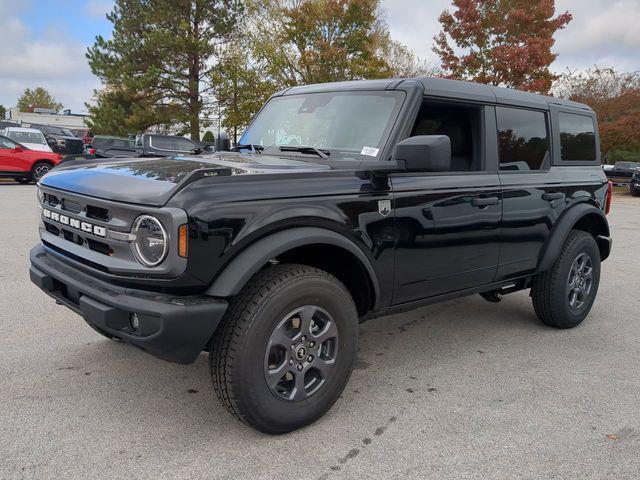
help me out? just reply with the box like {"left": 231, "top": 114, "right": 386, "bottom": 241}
{"left": 281, "top": 76, "right": 593, "bottom": 112}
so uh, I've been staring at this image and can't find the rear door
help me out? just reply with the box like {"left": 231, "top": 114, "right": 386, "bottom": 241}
{"left": 495, "top": 106, "right": 567, "bottom": 281}
{"left": 390, "top": 100, "right": 502, "bottom": 304}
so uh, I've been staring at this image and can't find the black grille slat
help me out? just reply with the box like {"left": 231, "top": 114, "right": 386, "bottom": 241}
{"left": 62, "top": 199, "right": 82, "bottom": 214}
{"left": 86, "top": 205, "right": 110, "bottom": 221}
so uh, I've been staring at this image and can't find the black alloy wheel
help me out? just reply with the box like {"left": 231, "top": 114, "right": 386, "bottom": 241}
{"left": 264, "top": 305, "right": 339, "bottom": 402}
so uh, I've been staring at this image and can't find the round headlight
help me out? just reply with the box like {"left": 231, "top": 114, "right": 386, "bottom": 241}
{"left": 132, "top": 215, "right": 168, "bottom": 267}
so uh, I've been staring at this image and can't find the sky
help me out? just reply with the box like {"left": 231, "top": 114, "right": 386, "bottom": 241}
{"left": 1, "top": 0, "right": 639, "bottom": 113}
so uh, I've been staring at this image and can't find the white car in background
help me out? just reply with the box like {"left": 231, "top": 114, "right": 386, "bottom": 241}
{"left": 0, "top": 127, "right": 53, "bottom": 153}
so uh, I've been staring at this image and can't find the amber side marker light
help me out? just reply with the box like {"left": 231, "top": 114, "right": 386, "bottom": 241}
{"left": 178, "top": 224, "right": 188, "bottom": 258}
{"left": 605, "top": 181, "right": 613, "bottom": 215}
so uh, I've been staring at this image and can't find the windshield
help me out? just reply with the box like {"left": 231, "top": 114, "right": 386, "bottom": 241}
{"left": 7, "top": 131, "right": 46, "bottom": 145}
{"left": 240, "top": 91, "right": 405, "bottom": 160}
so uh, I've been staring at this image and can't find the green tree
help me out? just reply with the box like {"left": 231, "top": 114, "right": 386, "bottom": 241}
{"left": 86, "top": 87, "right": 180, "bottom": 136}
{"left": 0, "top": 104, "right": 6, "bottom": 119}
{"left": 212, "top": 40, "right": 276, "bottom": 144}
{"left": 202, "top": 130, "right": 215, "bottom": 142}
{"left": 250, "top": 0, "right": 393, "bottom": 87}
{"left": 382, "top": 40, "right": 440, "bottom": 78}
{"left": 213, "top": 0, "right": 421, "bottom": 142}
{"left": 434, "top": 0, "right": 572, "bottom": 93}
{"left": 87, "top": 0, "right": 242, "bottom": 141}
{"left": 17, "top": 87, "right": 63, "bottom": 112}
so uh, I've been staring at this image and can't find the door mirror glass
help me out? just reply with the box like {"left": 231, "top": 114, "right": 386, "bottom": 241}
{"left": 395, "top": 135, "right": 451, "bottom": 172}
{"left": 13, "top": 144, "right": 24, "bottom": 153}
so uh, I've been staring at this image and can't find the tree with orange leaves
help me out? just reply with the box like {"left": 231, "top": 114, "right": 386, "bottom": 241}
{"left": 434, "top": 0, "right": 572, "bottom": 94}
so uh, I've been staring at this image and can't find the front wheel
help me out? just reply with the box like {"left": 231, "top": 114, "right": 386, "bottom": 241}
{"left": 631, "top": 185, "right": 639, "bottom": 197}
{"left": 531, "top": 230, "right": 601, "bottom": 328}
{"left": 209, "top": 264, "right": 359, "bottom": 434}
{"left": 31, "top": 161, "right": 52, "bottom": 182}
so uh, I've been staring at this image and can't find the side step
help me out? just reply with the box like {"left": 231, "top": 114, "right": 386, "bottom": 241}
{"left": 480, "top": 278, "right": 531, "bottom": 303}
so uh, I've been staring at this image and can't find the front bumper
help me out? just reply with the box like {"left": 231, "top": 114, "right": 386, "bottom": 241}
{"left": 30, "top": 245, "right": 228, "bottom": 364}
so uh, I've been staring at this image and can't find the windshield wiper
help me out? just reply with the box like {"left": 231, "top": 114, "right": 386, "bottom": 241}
{"left": 232, "top": 143, "right": 264, "bottom": 153}
{"left": 279, "top": 145, "right": 330, "bottom": 159}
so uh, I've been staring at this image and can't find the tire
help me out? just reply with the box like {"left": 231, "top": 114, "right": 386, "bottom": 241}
{"left": 631, "top": 185, "right": 640, "bottom": 197}
{"left": 531, "top": 230, "right": 601, "bottom": 329}
{"left": 209, "top": 264, "right": 359, "bottom": 434}
{"left": 15, "top": 177, "right": 31, "bottom": 184}
{"left": 31, "top": 161, "right": 52, "bottom": 182}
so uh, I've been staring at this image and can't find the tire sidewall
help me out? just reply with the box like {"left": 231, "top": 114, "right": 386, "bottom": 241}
{"left": 552, "top": 233, "right": 601, "bottom": 326}
{"left": 235, "top": 274, "right": 358, "bottom": 433}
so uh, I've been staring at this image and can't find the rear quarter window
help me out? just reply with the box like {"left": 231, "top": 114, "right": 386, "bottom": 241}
{"left": 558, "top": 113, "right": 597, "bottom": 161}
{"left": 497, "top": 107, "right": 550, "bottom": 171}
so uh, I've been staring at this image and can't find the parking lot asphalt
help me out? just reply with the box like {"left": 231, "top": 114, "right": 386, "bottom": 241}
{"left": 1, "top": 183, "right": 639, "bottom": 480}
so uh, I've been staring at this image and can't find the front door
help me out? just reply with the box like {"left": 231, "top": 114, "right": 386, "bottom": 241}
{"left": 390, "top": 99, "right": 502, "bottom": 304}
{"left": 0, "top": 137, "right": 24, "bottom": 173}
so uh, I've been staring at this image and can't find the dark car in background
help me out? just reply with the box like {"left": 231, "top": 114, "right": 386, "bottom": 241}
{"left": 71, "top": 128, "right": 93, "bottom": 145}
{"left": 605, "top": 161, "right": 640, "bottom": 185}
{"left": 135, "top": 134, "right": 201, "bottom": 157}
{"left": 631, "top": 171, "right": 640, "bottom": 196}
{"left": 28, "top": 124, "right": 84, "bottom": 156}
{"left": 90, "top": 135, "right": 138, "bottom": 158}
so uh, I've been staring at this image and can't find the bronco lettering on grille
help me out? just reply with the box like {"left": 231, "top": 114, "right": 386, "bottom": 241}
{"left": 42, "top": 208, "right": 107, "bottom": 238}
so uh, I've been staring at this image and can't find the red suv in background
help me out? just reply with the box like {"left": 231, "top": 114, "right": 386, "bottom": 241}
{"left": 0, "top": 135, "right": 62, "bottom": 184}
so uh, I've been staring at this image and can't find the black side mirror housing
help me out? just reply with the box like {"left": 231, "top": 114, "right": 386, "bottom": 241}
{"left": 395, "top": 135, "right": 451, "bottom": 172}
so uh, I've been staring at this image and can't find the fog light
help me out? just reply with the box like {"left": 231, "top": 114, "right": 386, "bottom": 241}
{"left": 130, "top": 313, "right": 140, "bottom": 331}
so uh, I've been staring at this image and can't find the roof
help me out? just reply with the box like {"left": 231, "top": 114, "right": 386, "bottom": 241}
{"left": 2, "top": 126, "right": 46, "bottom": 133}
{"left": 282, "top": 76, "right": 592, "bottom": 112}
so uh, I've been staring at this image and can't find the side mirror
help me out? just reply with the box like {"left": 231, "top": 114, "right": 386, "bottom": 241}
{"left": 191, "top": 147, "right": 202, "bottom": 155}
{"left": 13, "top": 145, "right": 24, "bottom": 153}
{"left": 395, "top": 135, "right": 451, "bottom": 172}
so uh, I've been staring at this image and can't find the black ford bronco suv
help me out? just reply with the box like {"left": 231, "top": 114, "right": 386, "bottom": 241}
{"left": 30, "top": 77, "right": 613, "bottom": 433}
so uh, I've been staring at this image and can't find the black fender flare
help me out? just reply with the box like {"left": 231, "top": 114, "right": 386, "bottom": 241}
{"left": 205, "top": 227, "right": 381, "bottom": 305}
{"left": 536, "top": 203, "right": 611, "bottom": 273}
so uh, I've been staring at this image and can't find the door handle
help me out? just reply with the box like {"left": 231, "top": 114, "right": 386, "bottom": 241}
{"left": 542, "top": 192, "right": 565, "bottom": 202}
{"left": 471, "top": 197, "right": 499, "bottom": 208}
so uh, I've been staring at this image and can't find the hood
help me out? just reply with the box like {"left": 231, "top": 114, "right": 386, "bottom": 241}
{"left": 40, "top": 152, "right": 333, "bottom": 206}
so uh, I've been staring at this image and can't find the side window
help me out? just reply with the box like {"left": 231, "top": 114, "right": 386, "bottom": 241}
{"left": 0, "top": 136, "right": 17, "bottom": 149}
{"left": 174, "top": 137, "right": 195, "bottom": 151}
{"left": 497, "top": 107, "right": 550, "bottom": 171}
{"left": 559, "top": 113, "right": 596, "bottom": 161}
{"left": 150, "top": 136, "right": 174, "bottom": 150}
{"left": 410, "top": 101, "right": 482, "bottom": 171}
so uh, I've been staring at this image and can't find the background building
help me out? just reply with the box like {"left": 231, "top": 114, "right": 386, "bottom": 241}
{"left": 6, "top": 107, "right": 90, "bottom": 130}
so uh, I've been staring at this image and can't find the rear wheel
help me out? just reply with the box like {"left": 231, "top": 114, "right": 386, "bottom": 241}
{"left": 631, "top": 185, "right": 639, "bottom": 197}
{"left": 209, "top": 264, "right": 358, "bottom": 434}
{"left": 531, "top": 230, "right": 601, "bottom": 328}
{"left": 31, "top": 161, "right": 52, "bottom": 182}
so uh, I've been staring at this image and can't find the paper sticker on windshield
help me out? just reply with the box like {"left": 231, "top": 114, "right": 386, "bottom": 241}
{"left": 360, "top": 146, "right": 380, "bottom": 157}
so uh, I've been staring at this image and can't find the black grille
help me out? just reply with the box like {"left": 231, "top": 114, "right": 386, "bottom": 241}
{"left": 86, "top": 205, "right": 110, "bottom": 221}
{"left": 42, "top": 240, "right": 110, "bottom": 273}
{"left": 62, "top": 199, "right": 82, "bottom": 214}
{"left": 87, "top": 238, "right": 113, "bottom": 256}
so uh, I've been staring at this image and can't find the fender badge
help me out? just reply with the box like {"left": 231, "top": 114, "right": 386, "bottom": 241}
{"left": 378, "top": 200, "right": 391, "bottom": 217}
